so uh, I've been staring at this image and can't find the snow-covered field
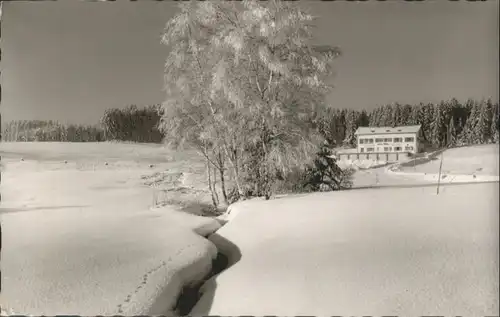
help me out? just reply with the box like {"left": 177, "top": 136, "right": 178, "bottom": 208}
{"left": 193, "top": 183, "right": 499, "bottom": 316}
{"left": 0, "top": 142, "right": 218, "bottom": 315}
{"left": 1, "top": 142, "right": 498, "bottom": 316}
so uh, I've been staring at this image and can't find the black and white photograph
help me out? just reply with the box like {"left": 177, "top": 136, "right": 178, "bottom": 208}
{"left": 0, "top": 0, "right": 498, "bottom": 315}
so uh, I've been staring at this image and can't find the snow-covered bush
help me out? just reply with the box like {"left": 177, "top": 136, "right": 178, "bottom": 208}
{"left": 301, "top": 143, "right": 354, "bottom": 192}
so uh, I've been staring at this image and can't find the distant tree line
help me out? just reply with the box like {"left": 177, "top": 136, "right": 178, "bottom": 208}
{"left": 1, "top": 120, "right": 105, "bottom": 142}
{"left": 2, "top": 99, "right": 498, "bottom": 151}
{"left": 1, "top": 104, "right": 165, "bottom": 143}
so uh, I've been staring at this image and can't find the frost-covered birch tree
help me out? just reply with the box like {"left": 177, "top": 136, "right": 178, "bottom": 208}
{"left": 160, "top": 0, "right": 341, "bottom": 202}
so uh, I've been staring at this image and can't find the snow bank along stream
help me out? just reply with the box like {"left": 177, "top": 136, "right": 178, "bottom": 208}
{"left": 166, "top": 205, "right": 242, "bottom": 316}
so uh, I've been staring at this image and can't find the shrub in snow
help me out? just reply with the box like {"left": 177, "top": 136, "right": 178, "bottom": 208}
{"left": 275, "top": 167, "right": 310, "bottom": 194}
{"left": 301, "top": 143, "right": 354, "bottom": 192}
{"left": 254, "top": 142, "right": 353, "bottom": 196}
{"left": 226, "top": 187, "right": 242, "bottom": 204}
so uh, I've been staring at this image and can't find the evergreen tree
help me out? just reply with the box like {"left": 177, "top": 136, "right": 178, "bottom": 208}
{"left": 369, "top": 107, "right": 381, "bottom": 126}
{"left": 474, "top": 100, "right": 491, "bottom": 144}
{"left": 491, "top": 101, "right": 499, "bottom": 143}
{"left": 440, "top": 101, "right": 452, "bottom": 145}
{"left": 409, "top": 104, "right": 420, "bottom": 125}
{"left": 303, "top": 142, "right": 353, "bottom": 192}
{"left": 376, "top": 106, "right": 383, "bottom": 126}
{"left": 390, "top": 103, "right": 403, "bottom": 127}
{"left": 430, "top": 102, "right": 445, "bottom": 147}
{"left": 447, "top": 116, "right": 457, "bottom": 147}
{"left": 342, "top": 110, "right": 358, "bottom": 147}
{"left": 339, "top": 109, "right": 347, "bottom": 143}
{"left": 457, "top": 117, "right": 465, "bottom": 143}
{"left": 449, "top": 98, "right": 464, "bottom": 136}
{"left": 368, "top": 110, "right": 375, "bottom": 127}
{"left": 401, "top": 104, "right": 412, "bottom": 125}
{"left": 380, "top": 104, "right": 392, "bottom": 126}
{"left": 358, "top": 110, "right": 369, "bottom": 127}
{"left": 459, "top": 100, "right": 479, "bottom": 145}
{"left": 329, "top": 109, "right": 340, "bottom": 146}
{"left": 421, "top": 103, "right": 434, "bottom": 144}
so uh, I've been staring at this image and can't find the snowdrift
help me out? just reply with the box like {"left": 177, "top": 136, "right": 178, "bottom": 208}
{"left": 192, "top": 183, "right": 499, "bottom": 316}
{"left": 0, "top": 142, "right": 219, "bottom": 315}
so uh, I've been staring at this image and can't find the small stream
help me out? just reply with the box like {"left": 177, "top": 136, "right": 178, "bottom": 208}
{"left": 173, "top": 250, "right": 229, "bottom": 315}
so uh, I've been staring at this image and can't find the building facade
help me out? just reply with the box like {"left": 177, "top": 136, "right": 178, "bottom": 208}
{"left": 354, "top": 125, "right": 422, "bottom": 154}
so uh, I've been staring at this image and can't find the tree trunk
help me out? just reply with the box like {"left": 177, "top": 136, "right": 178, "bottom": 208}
{"left": 223, "top": 144, "right": 244, "bottom": 197}
{"left": 212, "top": 162, "right": 220, "bottom": 206}
{"left": 218, "top": 152, "right": 229, "bottom": 204}
{"left": 261, "top": 126, "right": 271, "bottom": 199}
{"left": 206, "top": 158, "right": 219, "bottom": 207}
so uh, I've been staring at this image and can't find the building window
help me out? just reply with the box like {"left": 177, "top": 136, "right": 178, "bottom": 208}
{"left": 365, "top": 138, "right": 373, "bottom": 144}
{"left": 360, "top": 148, "right": 364, "bottom": 153}
{"left": 384, "top": 138, "right": 392, "bottom": 142}
{"left": 404, "top": 137, "right": 415, "bottom": 142}
{"left": 359, "top": 138, "right": 364, "bottom": 144}
{"left": 384, "top": 147, "right": 391, "bottom": 152}
{"left": 405, "top": 146, "right": 414, "bottom": 151}
{"left": 394, "top": 146, "right": 402, "bottom": 151}
{"left": 366, "top": 147, "right": 374, "bottom": 152}
{"left": 375, "top": 138, "right": 384, "bottom": 143}
{"left": 393, "top": 137, "right": 402, "bottom": 142}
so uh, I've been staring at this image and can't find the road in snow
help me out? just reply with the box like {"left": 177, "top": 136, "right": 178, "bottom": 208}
{"left": 193, "top": 182, "right": 499, "bottom": 316}
{"left": 0, "top": 142, "right": 219, "bottom": 315}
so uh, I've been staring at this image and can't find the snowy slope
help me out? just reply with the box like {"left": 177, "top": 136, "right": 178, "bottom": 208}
{"left": 349, "top": 144, "right": 499, "bottom": 188}
{"left": 193, "top": 183, "right": 499, "bottom": 316}
{"left": 0, "top": 142, "right": 218, "bottom": 315}
{"left": 398, "top": 144, "right": 499, "bottom": 176}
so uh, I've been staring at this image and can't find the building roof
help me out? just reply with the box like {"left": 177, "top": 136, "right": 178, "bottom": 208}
{"left": 354, "top": 125, "right": 421, "bottom": 136}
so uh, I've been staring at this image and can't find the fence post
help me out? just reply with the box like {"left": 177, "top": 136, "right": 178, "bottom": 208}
{"left": 436, "top": 152, "right": 444, "bottom": 195}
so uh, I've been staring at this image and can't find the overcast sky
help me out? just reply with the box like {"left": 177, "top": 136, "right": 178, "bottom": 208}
{"left": 1, "top": 0, "right": 498, "bottom": 124}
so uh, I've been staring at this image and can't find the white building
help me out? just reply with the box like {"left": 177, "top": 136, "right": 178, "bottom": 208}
{"left": 355, "top": 125, "right": 422, "bottom": 154}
